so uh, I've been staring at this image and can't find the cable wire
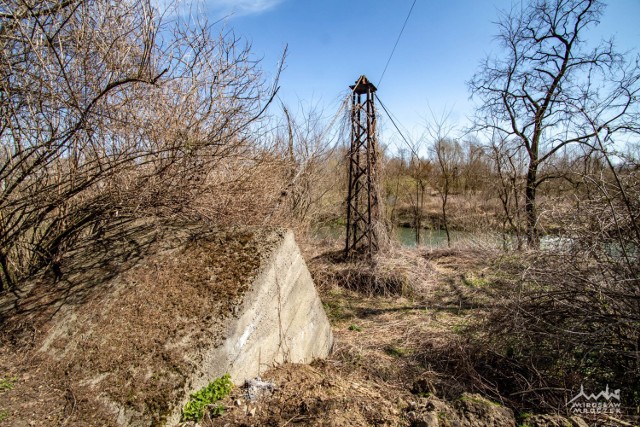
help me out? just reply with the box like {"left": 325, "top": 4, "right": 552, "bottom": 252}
{"left": 375, "top": 94, "right": 420, "bottom": 159}
{"left": 378, "top": 0, "right": 417, "bottom": 87}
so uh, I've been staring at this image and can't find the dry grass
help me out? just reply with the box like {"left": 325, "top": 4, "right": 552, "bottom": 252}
{"left": 2, "top": 226, "right": 634, "bottom": 426}
{"left": 208, "top": 240, "right": 520, "bottom": 426}
{"left": 306, "top": 243, "right": 436, "bottom": 298}
{"left": 211, "top": 238, "right": 636, "bottom": 426}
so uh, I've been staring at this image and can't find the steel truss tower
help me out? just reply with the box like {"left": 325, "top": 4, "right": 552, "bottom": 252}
{"left": 345, "top": 75, "right": 380, "bottom": 258}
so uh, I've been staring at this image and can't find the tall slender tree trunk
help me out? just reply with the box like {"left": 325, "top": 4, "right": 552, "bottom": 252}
{"left": 525, "top": 161, "right": 539, "bottom": 249}
{"left": 414, "top": 180, "right": 421, "bottom": 245}
{"left": 512, "top": 176, "right": 523, "bottom": 250}
{"left": 442, "top": 190, "right": 451, "bottom": 247}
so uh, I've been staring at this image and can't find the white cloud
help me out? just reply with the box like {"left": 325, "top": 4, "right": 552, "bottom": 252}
{"left": 153, "top": 0, "right": 284, "bottom": 20}
{"left": 207, "top": 0, "right": 284, "bottom": 16}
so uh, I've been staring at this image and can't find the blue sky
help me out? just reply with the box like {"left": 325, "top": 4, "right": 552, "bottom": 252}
{"left": 196, "top": 0, "right": 640, "bottom": 150}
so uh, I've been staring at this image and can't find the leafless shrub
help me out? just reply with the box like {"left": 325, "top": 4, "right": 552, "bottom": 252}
{"left": 458, "top": 150, "right": 640, "bottom": 415}
{"left": 268, "top": 100, "right": 349, "bottom": 230}
{"left": 0, "top": 0, "right": 281, "bottom": 290}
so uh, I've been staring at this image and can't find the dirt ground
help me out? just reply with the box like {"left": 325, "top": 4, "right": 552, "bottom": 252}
{"left": 1, "top": 233, "right": 629, "bottom": 426}
{"left": 203, "top": 240, "right": 632, "bottom": 427}
{"left": 202, "top": 243, "right": 524, "bottom": 427}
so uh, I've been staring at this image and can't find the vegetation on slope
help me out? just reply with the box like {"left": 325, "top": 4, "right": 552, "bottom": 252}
{"left": 0, "top": 0, "right": 638, "bottom": 425}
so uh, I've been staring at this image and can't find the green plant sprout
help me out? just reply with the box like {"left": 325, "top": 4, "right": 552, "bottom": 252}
{"left": 182, "top": 374, "right": 233, "bottom": 422}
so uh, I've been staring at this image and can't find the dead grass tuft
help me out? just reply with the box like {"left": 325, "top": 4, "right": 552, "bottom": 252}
{"left": 308, "top": 244, "right": 434, "bottom": 297}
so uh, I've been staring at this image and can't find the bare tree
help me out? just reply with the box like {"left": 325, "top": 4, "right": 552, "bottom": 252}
{"left": 431, "top": 138, "right": 462, "bottom": 247}
{"left": 488, "top": 135, "right": 527, "bottom": 250}
{"left": 0, "top": 0, "right": 279, "bottom": 291}
{"left": 407, "top": 152, "right": 430, "bottom": 245}
{"left": 469, "top": 0, "right": 640, "bottom": 247}
{"left": 459, "top": 138, "right": 489, "bottom": 194}
{"left": 382, "top": 149, "right": 406, "bottom": 229}
{"left": 424, "top": 108, "right": 459, "bottom": 247}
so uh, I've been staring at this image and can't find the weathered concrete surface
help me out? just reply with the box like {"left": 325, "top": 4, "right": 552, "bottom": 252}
{"left": 0, "top": 224, "right": 332, "bottom": 426}
{"left": 165, "top": 228, "right": 334, "bottom": 424}
{"left": 210, "top": 229, "right": 332, "bottom": 377}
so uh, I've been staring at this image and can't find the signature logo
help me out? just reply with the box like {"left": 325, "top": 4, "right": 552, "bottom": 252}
{"left": 568, "top": 385, "right": 622, "bottom": 415}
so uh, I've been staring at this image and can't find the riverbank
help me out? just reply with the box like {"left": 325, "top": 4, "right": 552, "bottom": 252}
{"left": 1, "top": 226, "right": 635, "bottom": 426}
{"left": 208, "top": 239, "right": 638, "bottom": 426}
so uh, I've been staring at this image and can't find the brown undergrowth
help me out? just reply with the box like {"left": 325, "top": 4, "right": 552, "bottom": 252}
{"left": 208, "top": 242, "right": 528, "bottom": 426}
{"left": 2, "top": 230, "right": 634, "bottom": 426}
{"left": 211, "top": 239, "right": 637, "bottom": 427}
{"left": 0, "top": 220, "right": 285, "bottom": 425}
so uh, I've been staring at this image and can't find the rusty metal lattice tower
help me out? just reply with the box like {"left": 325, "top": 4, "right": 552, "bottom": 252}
{"left": 345, "top": 75, "right": 380, "bottom": 258}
